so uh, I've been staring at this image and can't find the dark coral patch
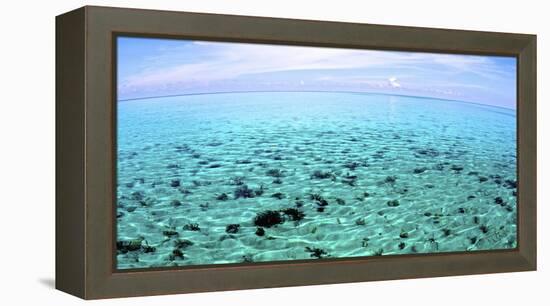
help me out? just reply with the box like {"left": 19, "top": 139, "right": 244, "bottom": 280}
{"left": 142, "top": 245, "right": 156, "bottom": 253}
{"left": 266, "top": 169, "right": 285, "bottom": 178}
{"left": 415, "top": 148, "right": 439, "bottom": 157}
{"left": 450, "top": 165, "right": 464, "bottom": 172}
{"left": 216, "top": 193, "right": 229, "bottom": 201}
{"left": 311, "top": 170, "right": 335, "bottom": 180}
{"left": 130, "top": 191, "right": 145, "bottom": 201}
{"left": 413, "top": 167, "right": 428, "bottom": 174}
{"left": 343, "top": 161, "right": 366, "bottom": 171}
{"left": 163, "top": 230, "right": 179, "bottom": 237}
{"left": 254, "top": 210, "right": 284, "bottom": 228}
{"left": 504, "top": 179, "right": 517, "bottom": 189}
{"left": 229, "top": 176, "right": 245, "bottom": 186}
{"left": 174, "top": 239, "right": 194, "bottom": 249}
{"left": 479, "top": 225, "right": 489, "bottom": 234}
{"left": 310, "top": 193, "right": 329, "bottom": 207}
{"left": 255, "top": 227, "right": 265, "bottom": 237}
{"left": 254, "top": 185, "right": 265, "bottom": 196}
{"left": 225, "top": 224, "right": 240, "bottom": 234}
{"left": 170, "top": 249, "right": 184, "bottom": 260}
{"left": 271, "top": 192, "right": 286, "bottom": 200}
{"left": 281, "top": 208, "right": 305, "bottom": 221}
{"left": 183, "top": 223, "right": 201, "bottom": 231}
{"left": 235, "top": 159, "right": 252, "bottom": 164}
{"left": 305, "top": 246, "right": 328, "bottom": 259}
{"left": 116, "top": 239, "right": 143, "bottom": 253}
{"left": 387, "top": 199, "right": 400, "bottom": 207}
{"left": 234, "top": 185, "right": 256, "bottom": 199}
{"left": 384, "top": 176, "right": 397, "bottom": 184}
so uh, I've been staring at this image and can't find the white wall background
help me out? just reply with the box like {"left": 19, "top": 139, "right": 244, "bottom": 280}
{"left": 0, "top": 0, "right": 546, "bottom": 304}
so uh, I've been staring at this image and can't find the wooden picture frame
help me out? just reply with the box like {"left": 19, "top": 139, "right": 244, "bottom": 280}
{"left": 56, "top": 5, "right": 536, "bottom": 299}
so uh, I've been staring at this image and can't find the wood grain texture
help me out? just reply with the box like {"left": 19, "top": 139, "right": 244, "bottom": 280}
{"left": 55, "top": 7, "right": 87, "bottom": 299}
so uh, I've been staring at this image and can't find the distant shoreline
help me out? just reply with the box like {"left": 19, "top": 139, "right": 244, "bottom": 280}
{"left": 117, "top": 90, "right": 516, "bottom": 112}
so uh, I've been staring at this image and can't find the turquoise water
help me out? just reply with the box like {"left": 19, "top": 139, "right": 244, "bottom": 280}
{"left": 116, "top": 92, "right": 517, "bottom": 269}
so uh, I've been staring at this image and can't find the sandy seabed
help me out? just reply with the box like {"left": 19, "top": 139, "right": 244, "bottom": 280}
{"left": 116, "top": 92, "right": 517, "bottom": 269}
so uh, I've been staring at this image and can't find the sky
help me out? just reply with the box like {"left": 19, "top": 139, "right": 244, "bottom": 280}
{"left": 117, "top": 36, "right": 517, "bottom": 109}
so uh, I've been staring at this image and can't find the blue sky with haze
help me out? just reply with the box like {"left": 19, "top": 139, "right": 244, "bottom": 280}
{"left": 117, "top": 37, "right": 517, "bottom": 109}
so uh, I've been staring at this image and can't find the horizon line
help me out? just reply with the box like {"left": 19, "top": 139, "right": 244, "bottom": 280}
{"left": 117, "top": 90, "right": 516, "bottom": 111}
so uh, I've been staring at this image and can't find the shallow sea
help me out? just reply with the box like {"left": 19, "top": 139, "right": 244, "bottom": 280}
{"left": 116, "top": 92, "right": 517, "bottom": 269}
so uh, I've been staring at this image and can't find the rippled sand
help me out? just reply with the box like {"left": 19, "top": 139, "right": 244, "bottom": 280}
{"left": 116, "top": 92, "right": 517, "bottom": 269}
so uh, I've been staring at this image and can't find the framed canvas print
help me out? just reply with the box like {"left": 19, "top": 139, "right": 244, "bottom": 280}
{"left": 56, "top": 6, "right": 537, "bottom": 299}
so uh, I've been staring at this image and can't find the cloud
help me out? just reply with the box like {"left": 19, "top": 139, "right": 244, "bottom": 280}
{"left": 119, "top": 41, "right": 479, "bottom": 91}
{"left": 388, "top": 77, "right": 401, "bottom": 88}
{"left": 117, "top": 38, "right": 517, "bottom": 108}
